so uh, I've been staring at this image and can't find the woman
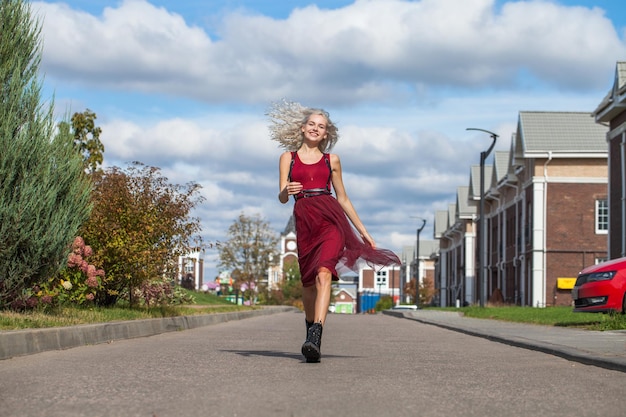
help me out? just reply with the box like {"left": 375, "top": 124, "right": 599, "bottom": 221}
{"left": 269, "top": 100, "right": 400, "bottom": 363}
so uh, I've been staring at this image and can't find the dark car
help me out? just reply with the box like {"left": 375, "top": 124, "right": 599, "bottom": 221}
{"left": 572, "top": 257, "right": 626, "bottom": 313}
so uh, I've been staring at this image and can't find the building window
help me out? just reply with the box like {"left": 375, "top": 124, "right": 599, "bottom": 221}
{"left": 595, "top": 199, "right": 608, "bottom": 234}
{"left": 185, "top": 259, "right": 194, "bottom": 273}
{"left": 376, "top": 270, "right": 387, "bottom": 288}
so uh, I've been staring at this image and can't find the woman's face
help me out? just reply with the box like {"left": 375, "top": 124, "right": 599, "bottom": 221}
{"left": 302, "top": 114, "right": 328, "bottom": 143}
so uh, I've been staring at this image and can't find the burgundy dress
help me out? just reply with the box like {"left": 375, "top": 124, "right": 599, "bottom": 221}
{"left": 289, "top": 152, "right": 401, "bottom": 287}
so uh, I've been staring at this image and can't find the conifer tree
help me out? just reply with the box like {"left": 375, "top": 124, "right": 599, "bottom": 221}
{"left": 0, "top": 0, "right": 92, "bottom": 308}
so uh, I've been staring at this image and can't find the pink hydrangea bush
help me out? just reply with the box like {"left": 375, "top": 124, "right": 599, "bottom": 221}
{"left": 33, "top": 237, "right": 105, "bottom": 308}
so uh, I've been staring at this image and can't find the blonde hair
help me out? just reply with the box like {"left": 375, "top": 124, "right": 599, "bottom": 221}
{"left": 267, "top": 99, "right": 339, "bottom": 152}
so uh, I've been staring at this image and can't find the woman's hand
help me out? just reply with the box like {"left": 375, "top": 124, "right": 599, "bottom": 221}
{"left": 279, "top": 181, "right": 303, "bottom": 203}
{"left": 284, "top": 181, "right": 303, "bottom": 196}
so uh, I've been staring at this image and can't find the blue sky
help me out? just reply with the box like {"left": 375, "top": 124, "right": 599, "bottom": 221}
{"left": 32, "top": 0, "right": 626, "bottom": 279}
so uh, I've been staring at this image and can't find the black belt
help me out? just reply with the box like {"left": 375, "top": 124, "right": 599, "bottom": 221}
{"left": 295, "top": 188, "right": 331, "bottom": 201}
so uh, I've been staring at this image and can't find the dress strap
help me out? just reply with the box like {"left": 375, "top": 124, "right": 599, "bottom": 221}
{"left": 323, "top": 153, "right": 332, "bottom": 193}
{"left": 288, "top": 151, "right": 296, "bottom": 181}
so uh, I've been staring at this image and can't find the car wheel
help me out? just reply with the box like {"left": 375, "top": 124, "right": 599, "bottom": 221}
{"left": 622, "top": 292, "right": 626, "bottom": 315}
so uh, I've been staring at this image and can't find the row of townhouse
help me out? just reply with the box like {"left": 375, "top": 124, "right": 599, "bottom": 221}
{"left": 435, "top": 110, "right": 609, "bottom": 307}
{"left": 434, "top": 61, "right": 626, "bottom": 308}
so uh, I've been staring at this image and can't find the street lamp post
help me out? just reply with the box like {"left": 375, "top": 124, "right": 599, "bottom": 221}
{"left": 466, "top": 128, "right": 498, "bottom": 307}
{"left": 415, "top": 218, "right": 426, "bottom": 309}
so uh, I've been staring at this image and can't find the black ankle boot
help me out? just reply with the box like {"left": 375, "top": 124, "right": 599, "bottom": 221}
{"left": 305, "top": 319, "right": 313, "bottom": 338}
{"left": 301, "top": 322, "right": 323, "bottom": 363}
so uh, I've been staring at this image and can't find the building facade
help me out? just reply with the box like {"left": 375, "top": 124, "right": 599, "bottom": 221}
{"left": 435, "top": 111, "right": 608, "bottom": 307}
{"left": 178, "top": 249, "right": 205, "bottom": 290}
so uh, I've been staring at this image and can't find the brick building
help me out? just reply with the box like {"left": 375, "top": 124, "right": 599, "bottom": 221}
{"left": 435, "top": 111, "right": 608, "bottom": 307}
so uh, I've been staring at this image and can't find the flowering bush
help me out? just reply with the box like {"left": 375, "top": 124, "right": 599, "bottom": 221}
{"left": 32, "top": 237, "right": 105, "bottom": 308}
{"left": 130, "top": 280, "right": 195, "bottom": 307}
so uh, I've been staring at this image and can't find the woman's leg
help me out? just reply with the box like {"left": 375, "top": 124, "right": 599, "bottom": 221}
{"left": 314, "top": 267, "right": 333, "bottom": 325}
{"left": 301, "top": 268, "right": 332, "bottom": 363}
{"left": 302, "top": 285, "right": 316, "bottom": 323}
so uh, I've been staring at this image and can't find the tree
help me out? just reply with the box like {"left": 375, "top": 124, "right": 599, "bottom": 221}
{"left": 57, "top": 109, "right": 104, "bottom": 174}
{"left": 218, "top": 214, "right": 279, "bottom": 304}
{"left": 0, "top": 0, "right": 92, "bottom": 308}
{"left": 405, "top": 276, "right": 435, "bottom": 306}
{"left": 80, "top": 162, "right": 204, "bottom": 306}
{"left": 280, "top": 259, "right": 302, "bottom": 302}
{"left": 262, "top": 258, "right": 303, "bottom": 307}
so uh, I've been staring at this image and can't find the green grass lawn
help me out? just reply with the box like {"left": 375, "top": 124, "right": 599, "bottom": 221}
{"left": 3, "top": 292, "right": 625, "bottom": 331}
{"left": 0, "top": 289, "right": 254, "bottom": 331}
{"left": 442, "top": 305, "right": 626, "bottom": 331}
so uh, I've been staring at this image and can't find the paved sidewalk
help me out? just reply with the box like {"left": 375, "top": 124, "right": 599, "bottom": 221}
{"left": 384, "top": 309, "right": 626, "bottom": 372}
{"left": 0, "top": 306, "right": 296, "bottom": 360}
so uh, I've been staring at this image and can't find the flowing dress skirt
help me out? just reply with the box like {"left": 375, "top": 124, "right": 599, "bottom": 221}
{"left": 294, "top": 194, "right": 401, "bottom": 287}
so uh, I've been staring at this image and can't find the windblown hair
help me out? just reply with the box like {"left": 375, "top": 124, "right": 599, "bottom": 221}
{"left": 267, "top": 99, "right": 339, "bottom": 153}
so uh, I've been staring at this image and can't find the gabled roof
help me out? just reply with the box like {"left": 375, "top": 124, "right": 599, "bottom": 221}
{"left": 334, "top": 287, "right": 356, "bottom": 300}
{"left": 456, "top": 186, "right": 477, "bottom": 219}
{"left": 594, "top": 61, "right": 626, "bottom": 122}
{"left": 498, "top": 141, "right": 519, "bottom": 188}
{"left": 492, "top": 150, "right": 510, "bottom": 186}
{"left": 516, "top": 111, "right": 607, "bottom": 155}
{"left": 433, "top": 209, "right": 449, "bottom": 239}
{"left": 468, "top": 164, "right": 493, "bottom": 200}
{"left": 401, "top": 245, "right": 415, "bottom": 263}
{"left": 418, "top": 240, "right": 440, "bottom": 258}
{"left": 448, "top": 203, "right": 456, "bottom": 228}
{"left": 508, "top": 133, "right": 523, "bottom": 171}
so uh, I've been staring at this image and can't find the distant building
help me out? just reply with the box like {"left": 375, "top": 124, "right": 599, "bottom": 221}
{"left": 267, "top": 216, "right": 298, "bottom": 290}
{"left": 178, "top": 248, "right": 204, "bottom": 290}
{"left": 399, "top": 241, "right": 439, "bottom": 305}
{"left": 332, "top": 288, "right": 356, "bottom": 314}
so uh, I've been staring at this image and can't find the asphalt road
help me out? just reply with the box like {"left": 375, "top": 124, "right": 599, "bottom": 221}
{"left": 1, "top": 311, "right": 625, "bottom": 417}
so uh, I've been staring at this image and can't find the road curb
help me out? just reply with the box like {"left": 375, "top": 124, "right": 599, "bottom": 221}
{"left": 0, "top": 306, "right": 298, "bottom": 360}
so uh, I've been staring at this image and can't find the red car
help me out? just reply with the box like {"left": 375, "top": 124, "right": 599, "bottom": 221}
{"left": 572, "top": 257, "right": 626, "bottom": 313}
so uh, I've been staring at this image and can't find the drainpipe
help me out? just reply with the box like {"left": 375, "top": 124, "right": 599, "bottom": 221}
{"left": 496, "top": 194, "right": 505, "bottom": 301}
{"left": 520, "top": 190, "right": 526, "bottom": 306}
{"left": 439, "top": 233, "right": 455, "bottom": 307}
{"left": 514, "top": 194, "right": 520, "bottom": 304}
{"left": 541, "top": 152, "right": 553, "bottom": 307}
{"left": 501, "top": 181, "right": 520, "bottom": 304}
{"left": 443, "top": 227, "right": 464, "bottom": 307}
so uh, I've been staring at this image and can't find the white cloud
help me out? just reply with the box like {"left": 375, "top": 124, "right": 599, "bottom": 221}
{"left": 31, "top": 0, "right": 624, "bottom": 277}
{"left": 35, "top": 0, "right": 625, "bottom": 105}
